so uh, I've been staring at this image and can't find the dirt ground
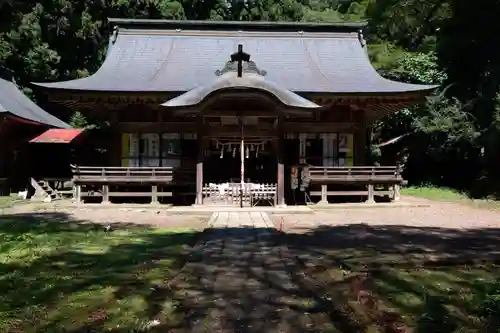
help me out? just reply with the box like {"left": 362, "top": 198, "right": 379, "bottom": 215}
{"left": 3, "top": 195, "right": 500, "bottom": 231}
{"left": 274, "top": 196, "right": 500, "bottom": 232}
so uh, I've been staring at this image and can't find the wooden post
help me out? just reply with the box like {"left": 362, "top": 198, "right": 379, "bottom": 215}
{"left": 101, "top": 167, "right": 110, "bottom": 204}
{"left": 158, "top": 133, "right": 163, "bottom": 167}
{"left": 354, "top": 112, "right": 367, "bottom": 166}
{"left": 151, "top": 185, "right": 159, "bottom": 204}
{"left": 318, "top": 184, "right": 328, "bottom": 205}
{"left": 239, "top": 116, "right": 245, "bottom": 208}
{"left": 299, "top": 133, "right": 307, "bottom": 164}
{"left": 366, "top": 184, "right": 375, "bottom": 204}
{"left": 393, "top": 164, "right": 402, "bottom": 202}
{"left": 393, "top": 184, "right": 401, "bottom": 202}
{"left": 102, "top": 184, "right": 110, "bottom": 204}
{"left": 75, "top": 184, "right": 82, "bottom": 204}
{"left": 276, "top": 115, "right": 286, "bottom": 207}
{"left": 195, "top": 115, "right": 205, "bottom": 205}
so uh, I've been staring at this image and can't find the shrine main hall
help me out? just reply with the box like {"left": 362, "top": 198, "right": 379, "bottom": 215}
{"left": 33, "top": 19, "right": 436, "bottom": 206}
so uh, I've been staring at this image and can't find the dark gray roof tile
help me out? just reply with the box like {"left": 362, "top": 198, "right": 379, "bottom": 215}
{"left": 33, "top": 21, "right": 437, "bottom": 94}
{"left": 0, "top": 78, "right": 70, "bottom": 128}
{"left": 162, "top": 72, "right": 322, "bottom": 108}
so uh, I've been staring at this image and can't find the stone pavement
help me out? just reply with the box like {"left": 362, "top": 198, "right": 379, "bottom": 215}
{"left": 171, "top": 211, "right": 337, "bottom": 332}
{"left": 208, "top": 211, "right": 274, "bottom": 228}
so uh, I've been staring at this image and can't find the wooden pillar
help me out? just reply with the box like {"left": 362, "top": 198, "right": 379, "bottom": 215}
{"left": 158, "top": 133, "right": 163, "bottom": 167}
{"left": 158, "top": 110, "right": 164, "bottom": 167}
{"left": 319, "top": 184, "right": 328, "bottom": 204}
{"left": 102, "top": 184, "right": 110, "bottom": 204}
{"left": 354, "top": 114, "right": 367, "bottom": 166}
{"left": 151, "top": 185, "right": 159, "bottom": 205}
{"left": 366, "top": 184, "right": 375, "bottom": 204}
{"left": 195, "top": 116, "right": 205, "bottom": 205}
{"left": 100, "top": 167, "right": 110, "bottom": 204}
{"left": 75, "top": 184, "right": 82, "bottom": 204}
{"left": 393, "top": 165, "right": 402, "bottom": 202}
{"left": 276, "top": 115, "right": 286, "bottom": 207}
{"left": 299, "top": 133, "right": 307, "bottom": 164}
{"left": 393, "top": 184, "right": 401, "bottom": 202}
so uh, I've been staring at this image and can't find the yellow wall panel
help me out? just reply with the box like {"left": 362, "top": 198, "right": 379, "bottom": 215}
{"left": 346, "top": 134, "right": 354, "bottom": 158}
{"left": 121, "top": 133, "right": 130, "bottom": 167}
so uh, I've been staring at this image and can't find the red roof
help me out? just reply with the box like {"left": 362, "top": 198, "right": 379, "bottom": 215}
{"left": 30, "top": 128, "right": 84, "bottom": 143}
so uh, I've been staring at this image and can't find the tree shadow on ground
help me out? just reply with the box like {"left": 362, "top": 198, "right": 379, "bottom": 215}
{"left": 281, "top": 222, "right": 500, "bottom": 332}
{"left": 285, "top": 223, "right": 500, "bottom": 267}
{"left": 0, "top": 212, "right": 202, "bottom": 332}
{"left": 1, "top": 212, "right": 499, "bottom": 332}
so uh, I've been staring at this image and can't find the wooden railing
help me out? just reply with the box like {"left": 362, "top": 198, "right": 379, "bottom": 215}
{"left": 307, "top": 166, "right": 404, "bottom": 203}
{"left": 71, "top": 165, "right": 174, "bottom": 183}
{"left": 71, "top": 165, "right": 190, "bottom": 204}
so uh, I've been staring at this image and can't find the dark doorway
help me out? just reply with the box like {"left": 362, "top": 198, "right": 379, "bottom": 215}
{"left": 204, "top": 138, "right": 276, "bottom": 184}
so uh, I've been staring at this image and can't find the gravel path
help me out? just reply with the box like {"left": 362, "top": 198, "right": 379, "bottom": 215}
{"left": 4, "top": 196, "right": 500, "bottom": 230}
{"left": 276, "top": 196, "right": 500, "bottom": 231}
{"left": 272, "top": 197, "right": 500, "bottom": 274}
{"left": 1, "top": 204, "right": 210, "bottom": 229}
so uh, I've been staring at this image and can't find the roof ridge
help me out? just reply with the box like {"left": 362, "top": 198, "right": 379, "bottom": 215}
{"left": 108, "top": 18, "right": 367, "bottom": 33}
{"left": 118, "top": 29, "right": 359, "bottom": 39}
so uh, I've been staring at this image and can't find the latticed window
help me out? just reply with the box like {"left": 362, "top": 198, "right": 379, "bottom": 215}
{"left": 120, "top": 132, "right": 195, "bottom": 167}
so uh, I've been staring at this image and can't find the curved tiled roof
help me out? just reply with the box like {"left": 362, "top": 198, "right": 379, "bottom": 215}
{"left": 0, "top": 77, "right": 70, "bottom": 128}
{"left": 33, "top": 19, "right": 437, "bottom": 94}
{"left": 162, "top": 71, "right": 322, "bottom": 109}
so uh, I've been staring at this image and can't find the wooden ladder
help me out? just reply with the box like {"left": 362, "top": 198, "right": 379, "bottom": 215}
{"left": 30, "top": 178, "right": 62, "bottom": 202}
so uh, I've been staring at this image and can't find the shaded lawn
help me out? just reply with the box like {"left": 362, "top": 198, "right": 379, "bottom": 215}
{"left": 309, "top": 263, "right": 498, "bottom": 332}
{"left": 0, "top": 212, "right": 201, "bottom": 333}
{"left": 284, "top": 223, "right": 500, "bottom": 332}
{"left": 402, "top": 186, "right": 500, "bottom": 210}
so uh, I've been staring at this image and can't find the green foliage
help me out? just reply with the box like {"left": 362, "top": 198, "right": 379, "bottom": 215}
{"left": 68, "top": 111, "right": 89, "bottom": 129}
{"left": 68, "top": 111, "right": 104, "bottom": 131}
{"left": 366, "top": 0, "right": 450, "bottom": 51}
{"left": 414, "top": 95, "right": 478, "bottom": 150}
{"left": 395, "top": 51, "right": 447, "bottom": 84}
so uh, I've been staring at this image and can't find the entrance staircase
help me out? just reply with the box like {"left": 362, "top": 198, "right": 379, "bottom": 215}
{"left": 30, "top": 178, "right": 62, "bottom": 202}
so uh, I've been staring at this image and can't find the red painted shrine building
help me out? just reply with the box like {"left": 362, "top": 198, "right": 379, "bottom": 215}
{"left": 0, "top": 73, "right": 71, "bottom": 195}
{"left": 32, "top": 19, "right": 436, "bottom": 206}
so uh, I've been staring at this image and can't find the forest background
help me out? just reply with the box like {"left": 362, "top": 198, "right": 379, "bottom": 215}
{"left": 1, "top": 0, "right": 500, "bottom": 197}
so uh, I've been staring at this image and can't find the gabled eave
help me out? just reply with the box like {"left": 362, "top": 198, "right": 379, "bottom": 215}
{"left": 0, "top": 77, "right": 71, "bottom": 129}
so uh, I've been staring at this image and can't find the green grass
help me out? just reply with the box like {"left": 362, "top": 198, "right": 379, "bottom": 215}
{"left": 402, "top": 186, "right": 466, "bottom": 201}
{"left": 308, "top": 255, "right": 499, "bottom": 331}
{"left": 0, "top": 195, "right": 16, "bottom": 208}
{"left": 373, "top": 266, "right": 498, "bottom": 331}
{"left": 402, "top": 186, "right": 500, "bottom": 210}
{"left": 0, "top": 213, "right": 199, "bottom": 332}
{"left": 286, "top": 222, "right": 500, "bottom": 332}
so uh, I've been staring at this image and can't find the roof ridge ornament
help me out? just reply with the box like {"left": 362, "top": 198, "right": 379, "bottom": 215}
{"left": 215, "top": 44, "right": 267, "bottom": 77}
